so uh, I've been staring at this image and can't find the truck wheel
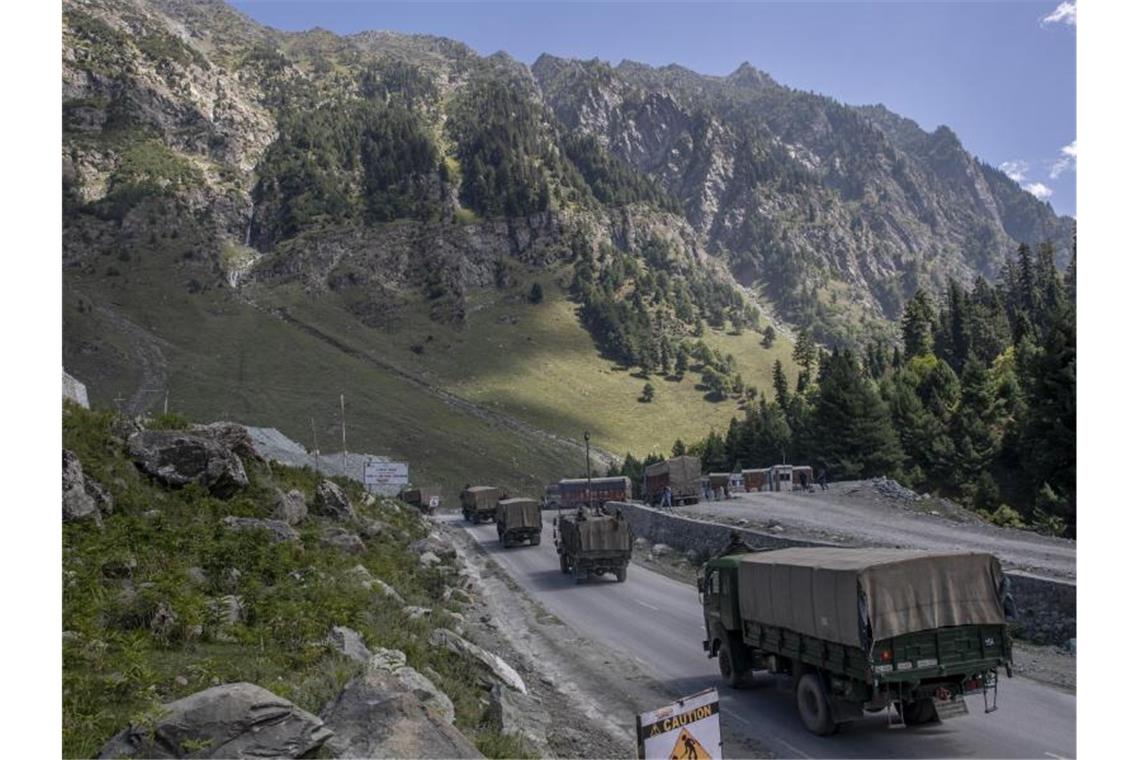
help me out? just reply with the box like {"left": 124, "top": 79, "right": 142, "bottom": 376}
{"left": 717, "top": 637, "right": 752, "bottom": 689}
{"left": 902, "top": 698, "right": 938, "bottom": 725}
{"left": 796, "top": 673, "right": 837, "bottom": 736}
{"left": 462, "top": 510, "right": 470, "bottom": 523}
{"left": 575, "top": 568, "right": 588, "bottom": 584}
{"left": 616, "top": 566, "right": 627, "bottom": 582}
{"left": 533, "top": 534, "right": 541, "bottom": 546}
{"left": 559, "top": 554, "right": 569, "bottom": 573}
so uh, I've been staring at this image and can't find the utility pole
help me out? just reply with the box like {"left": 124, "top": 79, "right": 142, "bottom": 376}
{"left": 310, "top": 416, "right": 320, "bottom": 475}
{"left": 584, "top": 430, "right": 592, "bottom": 510}
{"left": 163, "top": 390, "right": 169, "bottom": 415}
{"left": 340, "top": 393, "right": 348, "bottom": 476}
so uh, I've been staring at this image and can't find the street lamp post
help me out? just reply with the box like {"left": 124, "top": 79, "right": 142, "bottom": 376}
{"left": 584, "top": 431, "right": 591, "bottom": 510}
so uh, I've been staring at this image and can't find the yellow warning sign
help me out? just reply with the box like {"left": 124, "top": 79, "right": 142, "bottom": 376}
{"left": 669, "top": 728, "right": 712, "bottom": 760}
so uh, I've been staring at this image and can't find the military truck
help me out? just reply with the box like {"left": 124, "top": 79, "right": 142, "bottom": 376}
{"left": 496, "top": 498, "right": 542, "bottom": 547}
{"left": 460, "top": 486, "right": 501, "bottom": 523}
{"left": 643, "top": 455, "right": 701, "bottom": 505}
{"left": 700, "top": 548, "right": 1013, "bottom": 735}
{"left": 399, "top": 486, "right": 441, "bottom": 515}
{"left": 553, "top": 507, "right": 634, "bottom": 583}
{"left": 557, "top": 476, "right": 632, "bottom": 509}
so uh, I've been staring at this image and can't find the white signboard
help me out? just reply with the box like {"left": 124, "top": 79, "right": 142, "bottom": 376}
{"left": 363, "top": 459, "right": 408, "bottom": 487}
{"left": 637, "top": 688, "right": 722, "bottom": 760}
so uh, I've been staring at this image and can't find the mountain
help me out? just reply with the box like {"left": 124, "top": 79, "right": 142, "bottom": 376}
{"left": 61, "top": 0, "right": 1073, "bottom": 492}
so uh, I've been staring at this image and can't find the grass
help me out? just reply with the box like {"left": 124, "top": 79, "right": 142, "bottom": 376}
{"left": 62, "top": 404, "right": 519, "bottom": 758}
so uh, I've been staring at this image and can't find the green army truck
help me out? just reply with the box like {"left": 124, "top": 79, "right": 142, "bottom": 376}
{"left": 496, "top": 498, "right": 542, "bottom": 548}
{"left": 461, "top": 486, "right": 502, "bottom": 523}
{"left": 700, "top": 548, "right": 1013, "bottom": 735}
{"left": 554, "top": 507, "right": 634, "bottom": 583}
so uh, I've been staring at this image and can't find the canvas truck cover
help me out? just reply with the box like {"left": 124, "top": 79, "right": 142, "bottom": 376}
{"left": 644, "top": 456, "right": 701, "bottom": 493}
{"left": 558, "top": 514, "right": 633, "bottom": 554}
{"left": 736, "top": 548, "right": 1006, "bottom": 647}
{"left": 497, "top": 498, "right": 541, "bottom": 529}
{"left": 462, "top": 486, "right": 500, "bottom": 510}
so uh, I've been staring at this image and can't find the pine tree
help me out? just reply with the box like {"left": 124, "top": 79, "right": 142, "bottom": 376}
{"left": 640, "top": 382, "right": 656, "bottom": 403}
{"left": 950, "top": 356, "right": 999, "bottom": 485}
{"left": 810, "top": 350, "right": 902, "bottom": 479}
{"left": 761, "top": 325, "right": 777, "bottom": 348}
{"left": 901, "top": 288, "right": 935, "bottom": 358}
{"left": 772, "top": 360, "right": 790, "bottom": 410}
{"left": 671, "top": 439, "right": 687, "bottom": 457}
{"left": 793, "top": 328, "right": 816, "bottom": 382}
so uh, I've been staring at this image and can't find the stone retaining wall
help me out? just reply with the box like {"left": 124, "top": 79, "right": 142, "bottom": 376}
{"left": 609, "top": 501, "right": 1076, "bottom": 644}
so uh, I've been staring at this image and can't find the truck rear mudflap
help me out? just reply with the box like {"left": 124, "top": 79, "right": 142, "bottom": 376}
{"left": 933, "top": 693, "right": 969, "bottom": 720}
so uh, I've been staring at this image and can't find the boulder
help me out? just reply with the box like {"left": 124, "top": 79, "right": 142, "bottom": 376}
{"left": 208, "top": 595, "right": 244, "bottom": 628}
{"left": 428, "top": 628, "right": 527, "bottom": 693}
{"left": 411, "top": 535, "right": 456, "bottom": 560}
{"left": 314, "top": 480, "right": 355, "bottom": 521}
{"left": 97, "top": 682, "right": 331, "bottom": 758}
{"left": 367, "top": 650, "right": 455, "bottom": 724}
{"left": 328, "top": 626, "right": 371, "bottom": 663}
{"left": 185, "top": 566, "right": 209, "bottom": 588}
{"left": 419, "top": 551, "right": 442, "bottom": 568}
{"left": 321, "top": 527, "right": 366, "bottom": 554}
{"left": 191, "top": 422, "right": 264, "bottom": 463}
{"left": 127, "top": 431, "right": 248, "bottom": 497}
{"left": 273, "top": 489, "right": 307, "bottom": 525}
{"left": 221, "top": 516, "right": 299, "bottom": 543}
{"left": 487, "top": 682, "right": 551, "bottom": 755}
{"left": 651, "top": 543, "right": 673, "bottom": 558}
{"left": 403, "top": 606, "right": 432, "bottom": 620}
{"left": 347, "top": 565, "right": 405, "bottom": 603}
{"left": 321, "top": 670, "right": 479, "bottom": 759}
{"left": 62, "top": 449, "right": 102, "bottom": 525}
{"left": 633, "top": 537, "right": 650, "bottom": 550}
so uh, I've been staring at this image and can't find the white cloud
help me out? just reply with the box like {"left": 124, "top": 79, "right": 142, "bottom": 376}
{"left": 1000, "top": 160, "right": 1029, "bottom": 183}
{"left": 1049, "top": 140, "right": 1077, "bottom": 178}
{"left": 1042, "top": 1, "right": 1076, "bottom": 26}
{"left": 1024, "top": 182, "right": 1054, "bottom": 200}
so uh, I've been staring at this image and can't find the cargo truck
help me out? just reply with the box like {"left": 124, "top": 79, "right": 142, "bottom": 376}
{"left": 643, "top": 456, "right": 701, "bottom": 505}
{"left": 461, "top": 486, "right": 501, "bottom": 523}
{"left": 699, "top": 547, "right": 1013, "bottom": 735}
{"left": 496, "top": 498, "right": 543, "bottom": 547}
{"left": 554, "top": 507, "right": 634, "bottom": 583}
{"left": 399, "top": 486, "right": 441, "bottom": 515}
{"left": 557, "top": 476, "right": 632, "bottom": 509}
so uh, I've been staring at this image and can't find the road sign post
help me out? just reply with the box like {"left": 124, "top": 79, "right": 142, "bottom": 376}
{"left": 636, "top": 688, "right": 722, "bottom": 760}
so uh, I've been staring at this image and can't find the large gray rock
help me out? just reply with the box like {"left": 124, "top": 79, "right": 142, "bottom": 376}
{"left": 128, "top": 431, "right": 248, "bottom": 497}
{"left": 429, "top": 628, "right": 527, "bottom": 693}
{"left": 368, "top": 651, "right": 455, "bottom": 724}
{"left": 411, "top": 535, "right": 456, "bottom": 560}
{"left": 62, "top": 449, "right": 107, "bottom": 525}
{"left": 97, "top": 682, "right": 331, "bottom": 758}
{"left": 272, "top": 489, "right": 307, "bottom": 525}
{"left": 347, "top": 565, "right": 405, "bottom": 604}
{"left": 488, "top": 682, "right": 551, "bottom": 755}
{"left": 314, "top": 480, "right": 355, "bottom": 520}
{"left": 321, "top": 670, "right": 479, "bottom": 759}
{"left": 328, "top": 626, "right": 371, "bottom": 663}
{"left": 191, "top": 422, "right": 264, "bottom": 463}
{"left": 221, "top": 516, "right": 299, "bottom": 543}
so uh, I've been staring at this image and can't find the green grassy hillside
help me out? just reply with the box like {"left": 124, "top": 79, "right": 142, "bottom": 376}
{"left": 64, "top": 251, "right": 796, "bottom": 496}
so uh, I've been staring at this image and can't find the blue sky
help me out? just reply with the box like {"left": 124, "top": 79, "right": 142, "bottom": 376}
{"left": 230, "top": 1, "right": 1077, "bottom": 216}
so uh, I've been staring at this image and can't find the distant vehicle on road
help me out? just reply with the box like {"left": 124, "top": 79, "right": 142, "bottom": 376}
{"left": 542, "top": 483, "right": 561, "bottom": 509}
{"left": 398, "top": 486, "right": 441, "bottom": 515}
{"left": 644, "top": 456, "right": 701, "bottom": 505}
{"left": 557, "top": 476, "right": 631, "bottom": 509}
{"left": 700, "top": 547, "right": 1013, "bottom": 735}
{"left": 554, "top": 507, "right": 634, "bottom": 583}
{"left": 460, "top": 486, "right": 502, "bottom": 523}
{"left": 496, "top": 498, "right": 543, "bottom": 548}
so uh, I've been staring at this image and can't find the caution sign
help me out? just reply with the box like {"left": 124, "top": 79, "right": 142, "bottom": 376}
{"left": 636, "top": 689, "right": 721, "bottom": 760}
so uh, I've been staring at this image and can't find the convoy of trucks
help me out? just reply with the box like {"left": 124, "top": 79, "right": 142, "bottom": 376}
{"left": 495, "top": 497, "right": 542, "bottom": 547}
{"left": 700, "top": 547, "right": 1013, "bottom": 734}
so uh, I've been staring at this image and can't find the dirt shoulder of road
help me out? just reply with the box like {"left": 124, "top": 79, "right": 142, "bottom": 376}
{"left": 438, "top": 518, "right": 773, "bottom": 759}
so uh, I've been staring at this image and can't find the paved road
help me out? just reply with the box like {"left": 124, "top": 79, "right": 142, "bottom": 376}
{"left": 689, "top": 485, "right": 1075, "bottom": 582}
{"left": 450, "top": 515, "right": 1076, "bottom": 759}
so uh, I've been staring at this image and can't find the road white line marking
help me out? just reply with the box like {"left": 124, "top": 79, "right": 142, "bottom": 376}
{"left": 1044, "top": 753, "right": 1068, "bottom": 759}
{"left": 635, "top": 600, "right": 660, "bottom": 611}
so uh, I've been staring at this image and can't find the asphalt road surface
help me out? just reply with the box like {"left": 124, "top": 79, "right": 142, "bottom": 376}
{"left": 450, "top": 515, "right": 1076, "bottom": 759}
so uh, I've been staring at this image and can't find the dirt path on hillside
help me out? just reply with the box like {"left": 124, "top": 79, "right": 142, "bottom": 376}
{"left": 91, "top": 302, "right": 171, "bottom": 416}
{"left": 684, "top": 481, "right": 1075, "bottom": 582}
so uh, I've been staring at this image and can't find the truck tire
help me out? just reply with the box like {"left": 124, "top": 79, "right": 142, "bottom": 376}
{"left": 717, "top": 636, "right": 752, "bottom": 689}
{"left": 616, "top": 566, "right": 627, "bottom": 582}
{"left": 462, "top": 510, "right": 470, "bottom": 523}
{"left": 575, "top": 567, "right": 588, "bottom": 584}
{"left": 796, "top": 673, "right": 837, "bottom": 736}
{"left": 559, "top": 553, "right": 569, "bottom": 573}
{"left": 902, "top": 698, "right": 938, "bottom": 725}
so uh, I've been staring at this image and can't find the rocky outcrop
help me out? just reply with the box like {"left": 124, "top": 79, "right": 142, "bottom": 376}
{"left": 488, "top": 682, "right": 551, "bottom": 756}
{"left": 62, "top": 449, "right": 112, "bottom": 525}
{"left": 191, "top": 422, "right": 264, "bottom": 464}
{"left": 321, "top": 669, "right": 478, "bottom": 759}
{"left": 348, "top": 564, "right": 405, "bottom": 604}
{"left": 272, "top": 489, "right": 307, "bottom": 524}
{"left": 128, "top": 431, "right": 248, "bottom": 497}
{"left": 97, "top": 682, "right": 331, "bottom": 758}
{"left": 368, "top": 649, "right": 456, "bottom": 725}
{"left": 328, "top": 626, "right": 372, "bottom": 663}
{"left": 314, "top": 480, "right": 355, "bottom": 521}
{"left": 429, "top": 628, "right": 527, "bottom": 693}
{"left": 321, "top": 527, "right": 366, "bottom": 554}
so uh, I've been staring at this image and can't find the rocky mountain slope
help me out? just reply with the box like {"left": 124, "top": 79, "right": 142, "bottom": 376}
{"left": 61, "top": 0, "right": 1073, "bottom": 490}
